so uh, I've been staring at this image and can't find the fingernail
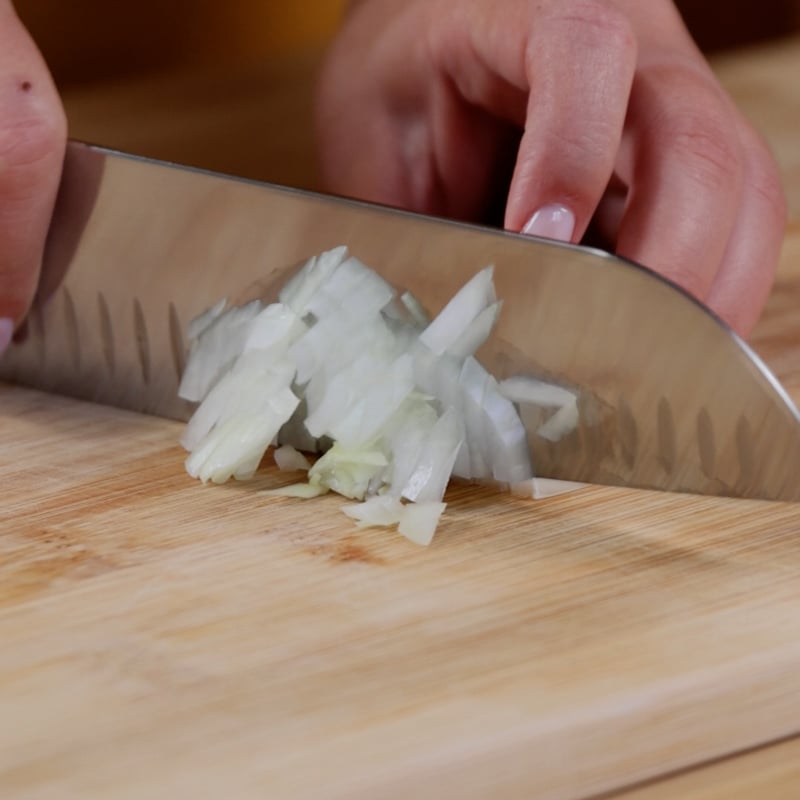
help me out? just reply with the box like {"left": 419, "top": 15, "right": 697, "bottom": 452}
{"left": 0, "top": 318, "right": 14, "bottom": 358}
{"left": 522, "top": 204, "right": 576, "bottom": 242}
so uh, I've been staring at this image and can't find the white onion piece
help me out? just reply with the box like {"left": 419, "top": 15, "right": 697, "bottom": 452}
{"left": 307, "top": 443, "right": 389, "bottom": 500}
{"left": 400, "top": 291, "right": 430, "bottom": 328}
{"left": 328, "top": 354, "right": 416, "bottom": 448}
{"left": 511, "top": 478, "right": 587, "bottom": 499}
{"left": 185, "top": 386, "right": 299, "bottom": 484}
{"left": 181, "top": 352, "right": 294, "bottom": 452}
{"left": 382, "top": 314, "right": 421, "bottom": 355}
{"left": 447, "top": 301, "right": 502, "bottom": 360}
{"left": 274, "top": 444, "right": 311, "bottom": 472}
{"left": 398, "top": 502, "right": 447, "bottom": 546}
{"left": 304, "top": 353, "right": 387, "bottom": 438}
{"left": 536, "top": 403, "right": 580, "bottom": 443}
{"left": 305, "top": 256, "right": 394, "bottom": 321}
{"left": 477, "top": 378, "right": 532, "bottom": 484}
{"left": 187, "top": 297, "right": 228, "bottom": 340}
{"left": 179, "top": 300, "right": 263, "bottom": 402}
{"left": 382, "top": 394, "right": 439, "bottom": 495}
{"left": 342, "top": 495, "right": 405, "bottom": 528}
{"left": 279, "top": 246, "right": 348, "bottom": 314}
{"left": 498, "top": 375, "right": 579, "bottom": 442}
{"left": 418, "top": 266, "right": 496, "bottom": 355}
{"left": 401, "top": 407, "right": 462, "bottom": 503}
{"left": 232, "top": 453, "right": 265, "bottom": 482}
{"left": 499, "top": 375, "right": 577, "bottom": 407}
{"left": 290, "top": 312, "right": 395, "bottom": 386}
{"left": 342, "top": 496, "right": 446, "bottom": 548}
{"left": 244, "top": 303, "right": 307, "bottom": 352}
{"left": 458, "top": 357, "right": 495, "bottom": 480}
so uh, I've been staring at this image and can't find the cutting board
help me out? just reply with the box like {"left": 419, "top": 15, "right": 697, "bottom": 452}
{"left": 2, "top": 220, "right": 800, "bottom": 799}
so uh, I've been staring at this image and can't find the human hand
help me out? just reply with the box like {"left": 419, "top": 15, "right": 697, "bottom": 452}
{"left": 0, "top": 0, "right": 66, "bottom": 354}
{"left": 315, "top": 0, "right": 787, "bottom": 336}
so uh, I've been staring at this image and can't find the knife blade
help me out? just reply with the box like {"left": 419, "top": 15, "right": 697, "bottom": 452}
{"left": 2, "top": 140, "right": 799, "bottom": 501}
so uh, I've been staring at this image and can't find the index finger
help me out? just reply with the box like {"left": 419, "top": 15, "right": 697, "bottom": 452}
{"left": 0, "top": 1, "right": 66, "bottom": 350}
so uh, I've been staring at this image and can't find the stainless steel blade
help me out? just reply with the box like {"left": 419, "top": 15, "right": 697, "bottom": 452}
{"left": 2, "top": 140, "right": 800, "bottom": 501}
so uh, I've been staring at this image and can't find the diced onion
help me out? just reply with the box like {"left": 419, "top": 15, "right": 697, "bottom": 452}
{"left": 274, "top": 444, "right": 311, "bottom": 472}
{"left": 342, "top": 496, "right": 447, "bottom": 546}
{"left": 498, "top": 375, "right": 579, "bottom": 442}
{"left": 511, "top": 478, "right": 587, "bottom": 499}
{"left": 179, "top": 247, "right": 582, "bottom": 544}
{"left": 398, "top": 502, "right": 447, "bottom": 546}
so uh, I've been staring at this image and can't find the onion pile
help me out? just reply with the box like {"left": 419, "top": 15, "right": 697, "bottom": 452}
{"left": 179, "top": 247, "right": 578, "bottom": 545}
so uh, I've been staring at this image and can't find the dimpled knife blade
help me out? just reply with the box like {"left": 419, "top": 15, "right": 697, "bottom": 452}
{"left": 2, "top": 140, "right": 800, "bottom": 501}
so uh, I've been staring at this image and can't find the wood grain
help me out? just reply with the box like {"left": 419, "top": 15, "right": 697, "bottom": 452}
{"left": 613, "top": 737, "right": 800, "bottom": 799}
{"left": 2, "top": 381, "right": 800, "bottom": 800}
{"left": 2, "top": 31, "right": 800, "bottom": 800}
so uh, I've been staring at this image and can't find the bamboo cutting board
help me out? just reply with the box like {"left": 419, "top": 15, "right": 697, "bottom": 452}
{"left": 3, "top": 38, "right": 800, "bottom": 800}
{"left": 1, "top": 227, "right": 800, "bottom": 800}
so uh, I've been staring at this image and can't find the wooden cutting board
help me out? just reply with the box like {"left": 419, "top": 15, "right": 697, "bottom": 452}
{"left": 1, "top": 227, "right": 800, "bottom": 800}
{"left": 3, "top": 38, "right": 800, "bottom": 800}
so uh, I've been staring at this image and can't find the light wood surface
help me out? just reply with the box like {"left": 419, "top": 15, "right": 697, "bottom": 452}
{"left": 3, "top": 375, "right": 800, "bottom": 800}
{"left": 2, "top": 32, "right": 800, "bottom": 800}
{"left": 614, "top": 737, "right": 800, "bottom": 800}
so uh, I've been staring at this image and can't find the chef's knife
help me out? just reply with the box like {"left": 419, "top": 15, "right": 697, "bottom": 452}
{"left": 2, "top": 140, "right": 799, "bottom": 501}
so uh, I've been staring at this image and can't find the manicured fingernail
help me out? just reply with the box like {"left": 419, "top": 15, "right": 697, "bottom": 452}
{"left": 522, "top": 204, "right": 575, "bottom": 242}
{"left": 0, "top": 317, "right": 13, "bottom": 357}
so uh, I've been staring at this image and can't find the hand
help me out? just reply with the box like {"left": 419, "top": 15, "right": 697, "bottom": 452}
{"left": 0, "top": 0, "right": 66, "bottom": 353}
{"left": 315, "top": 0, "right": 787, "bottom": 336}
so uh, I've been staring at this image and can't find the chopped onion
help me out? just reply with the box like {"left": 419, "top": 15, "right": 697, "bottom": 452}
{"left": 185, "top": 386, "right": 299, "bottom": 484}
{"left": 342, "top": 495, "right": 405, "bottom": 527}
{"left": 499, "top": 375, "right": 579, "bottom": 442}
{"left": 179, "top": 247, "right": 583, "bottom": 544}
{"left": 179, "top": 300, "right": 263, "bottom": 402}
{"left": 400, "top": 407, "right": 462, "bottom": 503}
{"left": 418, "top": 266, "right": 496, "bottom": 355}
{"left": 342, "top": 496, "right": 447, "bottom": 547}
{"left": 307, "top": 442, "right": 389, "bottom": 500}
{"left": 511, "top": 478, "right": 588, "bottom": 499}
{"left": 244, "top": 303, "right": 307, "bottom": 352}
{"left": 186, "top": 297, "right": 227, "bottom": 340}
{"left": 279, "top": 246, "right": 348, "bottom": 314}
{"left": 399, "top": 291, "right": 430, "bottom": 328}
{"left": 274, "top": 444, "right": 311, "bottom": 472}
{"left": 398, "top": 502, "right": 447, "bottom": 546}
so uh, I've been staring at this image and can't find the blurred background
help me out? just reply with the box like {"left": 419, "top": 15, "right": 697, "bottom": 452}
{"left": 10, "top": 0, "right": 800, "bottom": 192}
{"left": 14, "top": 1, "right": 347, "bottom": 86}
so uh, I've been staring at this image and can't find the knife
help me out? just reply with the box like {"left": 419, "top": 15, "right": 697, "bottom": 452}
{"left": 2, "top": 140, "right": 799, "bottom": 501}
